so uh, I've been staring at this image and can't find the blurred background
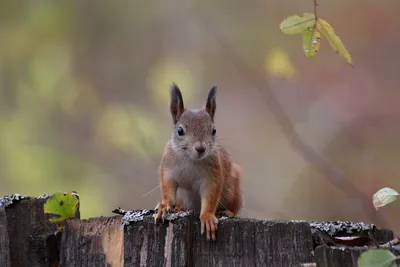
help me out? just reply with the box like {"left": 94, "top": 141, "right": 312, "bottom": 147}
{"left": 1, "top": 0, "right": 400, "bottom": 234}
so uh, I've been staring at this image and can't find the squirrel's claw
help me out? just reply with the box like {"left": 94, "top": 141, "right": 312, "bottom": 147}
{"left": 154, "top": 202, "right": 161, "bottom": 211}
{"left": 200, "top": 212, "right": 218, "bottom": 241}
{"left": 154, "top": 202, "right": 174, "bottom": 223}
{"left": 217, "top": 210, "right": 235, "bottom": 217}
{"left": 172, "top": 206, "right": 184, "bottom": 213}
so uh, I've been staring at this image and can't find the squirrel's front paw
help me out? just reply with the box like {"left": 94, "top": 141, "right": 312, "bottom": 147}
{"left": 217, "top": 210, "right": 235, "bottom": 217}
{"left": 171, "top": 206, "right": 184, "bottom": 213}
{"left": 154, "top": 202, "right": 172, "bottom": 223}
{"left": 200, "top": 212, "right": 218, "bottom": 241}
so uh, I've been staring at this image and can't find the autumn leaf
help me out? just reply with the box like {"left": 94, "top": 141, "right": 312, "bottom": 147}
{"left": 302, "top": 28, "right": 321, "bottom": 58}
{"left": 316, "top": 18, "right": 353, "bottom": 67}
{"left": 358, "top": 249, "right": 396, "bottom": 267}
{"left": 44, "top": 191, "right": 79, "bottom": 223}
{"left": 280, "top": 13, "right": 316, "bottom": 35}
{"left": 372, "top": 187, "right": 399, "bottom": 210}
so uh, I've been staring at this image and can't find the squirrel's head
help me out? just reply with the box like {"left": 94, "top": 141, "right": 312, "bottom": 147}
{"left": 169, "top": 83, "right": 217, "bottom": 160}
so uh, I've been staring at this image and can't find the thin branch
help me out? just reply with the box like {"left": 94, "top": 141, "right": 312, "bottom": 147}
{"left": 112, "top": 207, "right": 127, "bottom": 216}
{"left": 380, "top": 236, "right": 400, "bottom": 248}
{"left": 313, "top": 0, "right": 318, "bottom": 30}
{"left": 314, "top": 0, "right": 318, "bottom": 18}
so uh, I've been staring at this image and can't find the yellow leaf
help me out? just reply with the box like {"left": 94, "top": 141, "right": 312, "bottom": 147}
{"left": 302, "top": 28, "right": 321, "bottom": 58}
{"left": 316, "top": 18, "right": 354, "bottom": 67}
{"left": 280, "top": 13, "right": 316, "bottom": 35}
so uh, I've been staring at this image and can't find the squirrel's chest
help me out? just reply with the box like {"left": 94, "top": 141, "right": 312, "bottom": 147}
{"left": 165, "top": 162, "right": 208, "bottom": 192}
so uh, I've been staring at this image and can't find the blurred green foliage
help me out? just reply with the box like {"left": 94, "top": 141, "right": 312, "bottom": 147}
{"left": 0, "top": 1, "right": 197, "bottom": 218}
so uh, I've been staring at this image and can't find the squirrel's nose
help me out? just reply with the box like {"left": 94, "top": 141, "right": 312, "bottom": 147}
{"left": 195, "top": 145, "right": 206, "bottom": 154}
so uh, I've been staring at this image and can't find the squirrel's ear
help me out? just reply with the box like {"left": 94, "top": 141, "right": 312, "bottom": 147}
{"left": 170, "top": 83, "right": 185, "bottom": 124}
{"left": 205, "top": 85, "right": 217, "bottom": 122}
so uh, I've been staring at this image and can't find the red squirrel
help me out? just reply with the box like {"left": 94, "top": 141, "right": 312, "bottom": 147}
{"left": 154, "top": 83, "right": 243, "bottom": 240}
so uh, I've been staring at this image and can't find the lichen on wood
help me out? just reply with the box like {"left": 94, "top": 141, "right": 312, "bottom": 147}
{"left": 0, "top": 194, "right": 29, "bottom": 208}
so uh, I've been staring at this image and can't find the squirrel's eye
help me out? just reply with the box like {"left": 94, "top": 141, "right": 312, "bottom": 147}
{"left": 177, "top": 126, "right": 185, "bottom": 136}
{"left": 212, "top": 127, "right": 216, "bottom": 136}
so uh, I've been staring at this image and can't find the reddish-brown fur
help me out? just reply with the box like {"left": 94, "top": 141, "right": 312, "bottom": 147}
{"left": 154, "top": 83, "right": 243, "bottom": 241}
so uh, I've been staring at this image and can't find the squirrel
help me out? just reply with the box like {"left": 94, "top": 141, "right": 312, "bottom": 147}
{"left": 154, "top": 83, "right": 243, "bottom": 241}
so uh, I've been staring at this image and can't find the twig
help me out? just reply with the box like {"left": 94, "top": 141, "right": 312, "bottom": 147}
{"left": 380, "top": 236, "right": 400, "bottom": 248}
{"left": 313, "top": 0, "right": 318, "bottom": 30}
{"left": 314, "top": 0, "right": 318, "bottom": 18}
{"left": 112, "top": 207, "right": 127, "bottom": 216}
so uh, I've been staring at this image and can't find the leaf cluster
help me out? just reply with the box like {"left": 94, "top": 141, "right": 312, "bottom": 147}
{"left": 280, "top": 13, "right": 353, "bottom": 67}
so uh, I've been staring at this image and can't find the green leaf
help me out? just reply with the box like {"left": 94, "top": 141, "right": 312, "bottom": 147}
{"left": 280, "top": 13, "right": 316, "bottom": 35}
{"left": 373, "top": 187, "right": 399, "bottom": 211}
{"left": 316, "top": 18, "right": 354, "bottom": 67}
{"left": 302, "top": 28, "right": 321, "bottom": 58}
{"left": 43, "top": 191, "right": 79, "bottom": 222}
{"left": 358, "top": 249, "right": 396, "bottom": 267}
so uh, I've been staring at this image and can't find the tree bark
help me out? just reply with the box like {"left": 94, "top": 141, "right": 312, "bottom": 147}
{"left": 124, "top": 214, "right": 315, "bottom": 267}
{"left": 315, "top": 245, "right": 400, "bottom": 267}
{"left": 0, "top": 207, "right": 10, "bottom": 267}
{"left": 6, "top": 197, "right": 59, "bottom": 267}
{"left": 60, "top": 216, "right": 123, "bottom": 267}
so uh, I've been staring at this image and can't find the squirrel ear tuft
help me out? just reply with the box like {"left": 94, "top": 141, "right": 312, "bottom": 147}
{"left": 205, "top": 85, "right": 217, "bottom": 122}
{"left": 170, "top": 83, "right": 185, "bottom": 124}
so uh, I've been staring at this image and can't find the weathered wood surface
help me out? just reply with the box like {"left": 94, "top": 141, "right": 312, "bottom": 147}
{"left": 124, "top": 213, "right": 188, "bottom": 267}
{"left": 6, "top": 197, "right": 59, "bottom": 267}
{"left": 0, "top": 194, "right": 80, "bottom": 267}
{"left": 315, "top": 245, "right": 400, "bottom": 267}
{"left": 311, "top": 221, "right": 394, "bottom": 267}
{"left": 0, "top": 193, "right": 398, "bottom": 267}
{"left": 316, "top": 245, "right": 364, "bottom": 267}
{"left": 60, "top": 216, "right": 124, "bottom": 267}
{"left": 0, "top": 207, "right": 11, "bottom": 267}
{"left": 123, "top": 214, "right": 315, "bottom": 267}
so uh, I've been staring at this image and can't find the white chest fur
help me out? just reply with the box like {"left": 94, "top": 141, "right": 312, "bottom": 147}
{"left": 165, "top": 158, "right": 209, "bottom": 193}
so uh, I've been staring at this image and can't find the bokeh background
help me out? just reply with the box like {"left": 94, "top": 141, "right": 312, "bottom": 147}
{"left": 1, "top": 0, "right": 400, "bottom": 234}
